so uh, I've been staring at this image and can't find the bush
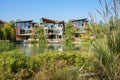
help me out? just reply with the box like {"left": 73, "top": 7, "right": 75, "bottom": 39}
{"left": 0, "top": 50, "right": 94, "bottom": 80}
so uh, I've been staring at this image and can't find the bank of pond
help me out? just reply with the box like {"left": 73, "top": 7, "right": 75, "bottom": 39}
{"left": 0, "top": 41, "right": 119, "bottom": 79}
{"left": 0, "top": 42, "right": 97, "bottom": 80}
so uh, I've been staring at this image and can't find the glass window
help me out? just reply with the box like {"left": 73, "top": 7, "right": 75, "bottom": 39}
{"left": 25, "top": 22, "right": 30, "bottom": 28}
{"left": 16, "top": 23, "right": 24, "bottom": 29}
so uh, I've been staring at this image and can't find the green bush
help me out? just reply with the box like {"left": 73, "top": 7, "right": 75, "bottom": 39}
{"left": 0, "top": 50, "right": 94, "bottom": 80}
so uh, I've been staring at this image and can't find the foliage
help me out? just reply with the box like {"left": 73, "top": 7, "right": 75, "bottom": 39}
{"left": 0, "top": 42, "right": 15, "bottom": 53}
{"left": 92, "top": 0, "right": 120, "bottom": 79}
{"left": 0, "top": 20, "right": 15, "bottom": 41}
{"left": 64, "top": 22, "right": 75, "bottom": 42}
{"left": 36, "top": 25, "right": 45, "bottom": 40}
{"left": 93, "top": 29, "right": 120, "bottom": 79}
{"left": 0, "top": 50, "right": 94, "bottom": 80}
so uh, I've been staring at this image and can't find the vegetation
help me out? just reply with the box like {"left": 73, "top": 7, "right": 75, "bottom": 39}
{"left": 64, "top": 22, "right": 75, "bottom": 43}
{"left": 90, "top": 0, "right": 120, "bottom": 79}
{"left": 0, "top": 20, "right": 15, "bottom": 41}
{"left": 0, "top": 50, "right": 95, "bottom": 80}
{"left": 0, "top": 0, "right": 120, "bottom": 79}
{"left": 36, "top": 25, "right": 45, "bottom": 41}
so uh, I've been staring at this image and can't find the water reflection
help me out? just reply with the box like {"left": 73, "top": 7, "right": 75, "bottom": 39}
{"left": 16, "top": 43, "right": 47, "bottom": 55}
{"left": 0, "top": 42, "right": 81, "bottom": 55}
{"left": 0, "top": 42, "right": 16, "bottom": 52}
{"left": 48, "top": 43, "right": 63, "bottom": 51}
{"left": 16, "top": 43, "right": 81, "bottom": 55}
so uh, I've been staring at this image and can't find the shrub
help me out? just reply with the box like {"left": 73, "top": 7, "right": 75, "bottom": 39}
{"left": 0, "top": 50, "right": 94, "bottom": 80}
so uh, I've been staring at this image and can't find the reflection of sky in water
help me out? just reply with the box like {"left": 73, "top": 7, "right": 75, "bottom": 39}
{"left": 0, "top": 43, "right": 81, "bottom": 55}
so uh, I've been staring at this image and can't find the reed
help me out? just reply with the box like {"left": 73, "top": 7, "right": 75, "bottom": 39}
{"left": 92, "top": 0, "right": 120, "bottom": 79}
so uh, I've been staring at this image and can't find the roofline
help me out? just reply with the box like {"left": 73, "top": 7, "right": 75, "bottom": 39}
{"left": 70, "top": 18, "right": 88, "bottom": 22}
{"left": 41, "top": 17, "right": 64, "bottom": 24}
{"left": 16, "top": 20, "right": 33, "bottom": 23}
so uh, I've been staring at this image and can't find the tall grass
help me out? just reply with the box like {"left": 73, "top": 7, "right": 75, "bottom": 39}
{"left": 91, "top": 0, "right": 120, "bottom": 79}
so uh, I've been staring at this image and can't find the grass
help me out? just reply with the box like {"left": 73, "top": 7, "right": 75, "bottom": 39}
{"left": 90, "top": 0, "right": 120, "bottom": 79}
{"left": 93, "top": 28, "right": 120, "bottom": 79}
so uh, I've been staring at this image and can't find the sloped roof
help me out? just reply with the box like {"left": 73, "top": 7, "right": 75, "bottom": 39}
{"left": 41, "top": 18, "right": 64, "bottom": 24}
{"left": 16, "top": 20, "right": 33, "bottom": 23}
{"left": 71, "top": 18, "right": 88, "bottom": 22}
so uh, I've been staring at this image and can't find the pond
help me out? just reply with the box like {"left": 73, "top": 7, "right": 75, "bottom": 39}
{"left": 0, "top": 42, "right": 90, "bottom": 55}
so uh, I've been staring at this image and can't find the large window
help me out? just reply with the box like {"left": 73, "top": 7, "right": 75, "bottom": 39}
{"left": 16, "top": 23, "right": 24, "bottom": 29}
{"left": 16, "top": 22, "right": 31, "bottom": 30}
{"left": 72, "top": 21, "right": 83, "bottom": 27}
{"left": 25, "top": 22, "right": 30, "bottom": 29}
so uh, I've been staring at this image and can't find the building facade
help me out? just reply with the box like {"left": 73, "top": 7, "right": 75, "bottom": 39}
{"left": 16, "top": 20, "right": 37, "bottom": 42}
{"left": 41, "top": 18, "right": 65, "bottom": 42}
{"left": 71, "top": 18, "right": 88, "bottom": 38}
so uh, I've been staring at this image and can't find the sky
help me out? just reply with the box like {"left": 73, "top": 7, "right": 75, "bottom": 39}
{"left": 0, "top": 0, "right": 102, "bottom": 22}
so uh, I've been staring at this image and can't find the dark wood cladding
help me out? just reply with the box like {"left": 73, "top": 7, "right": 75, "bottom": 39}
{"left": 71, "top": 18, "right": 88, "bottom": 22}
{"left": 16, "top": 20, "right": 33, "bottom": 23}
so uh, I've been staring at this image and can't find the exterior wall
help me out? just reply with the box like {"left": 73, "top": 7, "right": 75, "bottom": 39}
{"left": 83, "top": 21, "right": 87, "bottom": 28}
{"left": 16, "top": 36, "right": 21, "bottom": 41}
{"left": 71, "top": 19, "right": 88, "bottom": 33}
{"left": 43, "top": 22, "right": 64, "bottom": 39}
{"left": 16, "top": 21, "right": 36, "bottom": 42}
{"left": 71, "top": 19, "right": 88, "bottom": 39}
{"left": 16, "top": 26, "right": 20, "bottom": 34}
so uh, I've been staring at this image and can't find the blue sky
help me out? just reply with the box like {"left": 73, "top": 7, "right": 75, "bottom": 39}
{"left": 0, "top": 0, "right": 101, "bottom": 22}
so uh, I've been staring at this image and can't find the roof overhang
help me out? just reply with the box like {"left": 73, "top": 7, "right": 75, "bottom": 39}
{"left": 41, "top": 18, "right": 64, "bottom": 24}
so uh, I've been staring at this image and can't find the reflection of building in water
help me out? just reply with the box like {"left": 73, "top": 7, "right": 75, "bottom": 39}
{"left": 48, "top": 43, "right": 63, "bottom": 51}
{"left": 16, "top": 43, "right": 36, "bottom": 56}
{"left": 16, "top": 43, "right": 81, "bottom": 55}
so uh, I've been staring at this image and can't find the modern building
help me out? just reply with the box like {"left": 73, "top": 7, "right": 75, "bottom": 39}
{"left": 16, "top": 20, "right": 37, "bottom": 42}
{"left": 41, "top": 18, "right": 65, "bottom": 42}
{"left": 70, "top": 18, "right": 88, "bottom": 38}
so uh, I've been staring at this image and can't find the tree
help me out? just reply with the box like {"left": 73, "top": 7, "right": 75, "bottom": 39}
{"left": 0, "top": 23, "right": 4, "bottom": 40}
{"left": 64, "top": 22, "right": 75, "bottom": 41}
{"left": 36, "top": 26, "right": 45, "bottom": 40}
{"left": 1, "top": 23, "right": 8, "bottom": 40}
{"left": 0, "top": 20, "right": 15, "bottom": 41}
{"left": 8, "top": 20, "right": 16, "bottom": 41}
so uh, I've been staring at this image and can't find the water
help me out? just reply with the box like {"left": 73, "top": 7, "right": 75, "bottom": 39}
{"left": 0, "top": 42, "right": 82, "bottom": 55}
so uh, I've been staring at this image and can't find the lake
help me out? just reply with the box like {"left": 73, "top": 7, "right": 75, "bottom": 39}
{"left": 0, "top": 42, "right": 90, "bottom": 55}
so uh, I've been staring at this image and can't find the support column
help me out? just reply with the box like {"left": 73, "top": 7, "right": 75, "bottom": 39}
{"left": 56, "top": 35, "right": 57, "bottom": 39}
